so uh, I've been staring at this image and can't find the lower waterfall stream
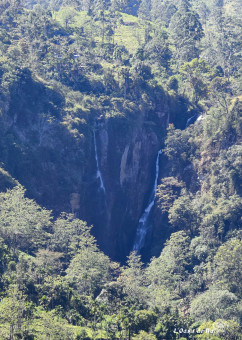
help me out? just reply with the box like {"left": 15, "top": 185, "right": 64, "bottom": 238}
{"left": 132, "top": 114, "right": 201, "bottom": 253}
{"left": 133, "top": 149, "right": 163, "bottom": 252}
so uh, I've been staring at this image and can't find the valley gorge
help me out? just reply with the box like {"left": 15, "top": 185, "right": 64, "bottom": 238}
{"left": 0, "top": 0, "right": 241, "bottom": 338}
{"left": 0, "top": 70, "right": 186, "bottom": 261}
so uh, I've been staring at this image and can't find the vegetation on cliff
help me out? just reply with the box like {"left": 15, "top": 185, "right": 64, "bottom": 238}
{"left": 0, "top": 0, "right": 241, "bottom": 338}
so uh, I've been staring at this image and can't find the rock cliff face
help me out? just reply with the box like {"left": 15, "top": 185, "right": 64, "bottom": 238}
{"left": 0, "top": 71, "right": 189, "bottom": 261}
{"left": 82, "top": 109, "right": 170, "bottom": 261}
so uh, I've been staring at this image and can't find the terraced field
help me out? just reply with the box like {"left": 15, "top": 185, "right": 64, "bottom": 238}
{"left": 55, "top": 8, "right": 149, "bottom": 54}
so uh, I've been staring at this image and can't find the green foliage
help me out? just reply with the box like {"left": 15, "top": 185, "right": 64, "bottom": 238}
{"left": 132, "top": 330, "right": 157, "bottom": 339}
{"left": 169, "top": 3, "right": 204, "bottom": 65}
{"left": 50, "top": 213, "right": 95, "bottom": 256}
{"left": 154, "top": 311, "right": 189, "bottom": 340}
{"left": 0, "top": 0, "right": 241, "bottom": 338}
{"left": 0, "top": 285, "right": 33, "bottom": 339}
{"left": 191, "top": 288, "right": 239, "bottom": 323}
{"left": 66, "top": 244, "right": 116, "bottom": 295}
{"left": 143, "top": 27, "right": 171, "bottom": 71}
{"left": 168, "top": 192, "right": 200, "bottom": 235}
{"left": 147, "top": 231, "right": 192, "bottom": 304}
{"left": 0, "top": 185, "right": 52, "bottom": 252}
{"left": 0, "top": 167, "right": 18, "bottom": 191}
{"left": 213, "top": 239, "right": 242, "bottom": 298}
{"left": 164, "top": 124, "right": 192, "bottom": 171}
{"left": 156, "top": 177, "right": 184, "bottom": 214}
{"left": 133, "top": 310, "right": 157, "bottom": 333}
{"left": 195, "top": 319, "right": 241, "bottom": 340}
{"left": 180, "top": 58, "right": 211, "bottom": 104}
{"left": 31, "top": 307, "right": 77, "bottom": 339}
{"left": 119, "top": 252, "right": 147, "bottom": 305}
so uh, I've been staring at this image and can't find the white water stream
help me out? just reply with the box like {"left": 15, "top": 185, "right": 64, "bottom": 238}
{"left": 132, "top": 113, "right": 202, "bottom": 253}
{"left": 133, "top": 150, "right": 162, "bottom": 252}
{"left": 94, "top": 131, "right": 106, "bottom": 193}
{"left": 185, "top": 113, "right": 198, "bottom": 128}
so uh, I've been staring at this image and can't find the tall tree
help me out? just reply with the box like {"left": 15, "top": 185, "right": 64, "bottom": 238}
{"left": 0, "top": 185, "right": 52, "bottom": 252}
{"left": 169, "top": 1, "right": 203, "bottom": 66}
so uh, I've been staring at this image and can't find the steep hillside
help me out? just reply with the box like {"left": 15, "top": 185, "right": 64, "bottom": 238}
{"left": 0, "top": 0, "right": 241, "bottom": 338}
{"left": 0, "top": 62, "right": 188, "bottom": 260}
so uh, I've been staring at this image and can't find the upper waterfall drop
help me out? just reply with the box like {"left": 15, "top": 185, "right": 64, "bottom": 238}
{"left": 93, "top": 130, "right": 106, "bottom": 193}
{"left": 186, "top": 113, "right": 198, "bottom": 128}
{"left": 133, "top": 149, "right": 163, "bottom": 252}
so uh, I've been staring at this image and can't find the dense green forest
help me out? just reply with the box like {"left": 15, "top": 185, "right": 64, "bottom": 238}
{"left": 0, "top": 0, "right": 241, "bottom": 338}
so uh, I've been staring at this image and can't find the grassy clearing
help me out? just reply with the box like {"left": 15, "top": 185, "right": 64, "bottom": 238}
{"left": 114, "top": 24, "right": 145, "bottom": 53}
{"left": 54, "top": 8, "right": 147, "bottom": 54}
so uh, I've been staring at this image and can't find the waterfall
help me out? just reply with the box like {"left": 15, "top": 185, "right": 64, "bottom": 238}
{"left": 94, "top": 131, "right": 106, "bottom": 193}
{"left": 132, "top": 111, "right": 202, "bottom": 253}
{"left": 197, "top": 114, "right": 205, "bottom": 122}
{"left": 133, "top": 149, "right": 162, "bottom": 252}
{"left": 186, "top": 113, "right": 198, "bottom": 128}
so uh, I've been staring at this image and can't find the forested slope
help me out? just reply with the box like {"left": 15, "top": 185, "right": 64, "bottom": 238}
{"left": 0, "top": 0, "right": 241, "bottom": 338}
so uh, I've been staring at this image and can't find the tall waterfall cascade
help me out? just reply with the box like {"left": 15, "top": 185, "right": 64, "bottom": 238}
{"left": 133, "top": 149, "right": 163, "bottom": 252}
{"left": 132, "top": 113, "right": 203, "bottom": 253}
{"left": 94, "top": 131, "right": 106, "bottom": 193}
